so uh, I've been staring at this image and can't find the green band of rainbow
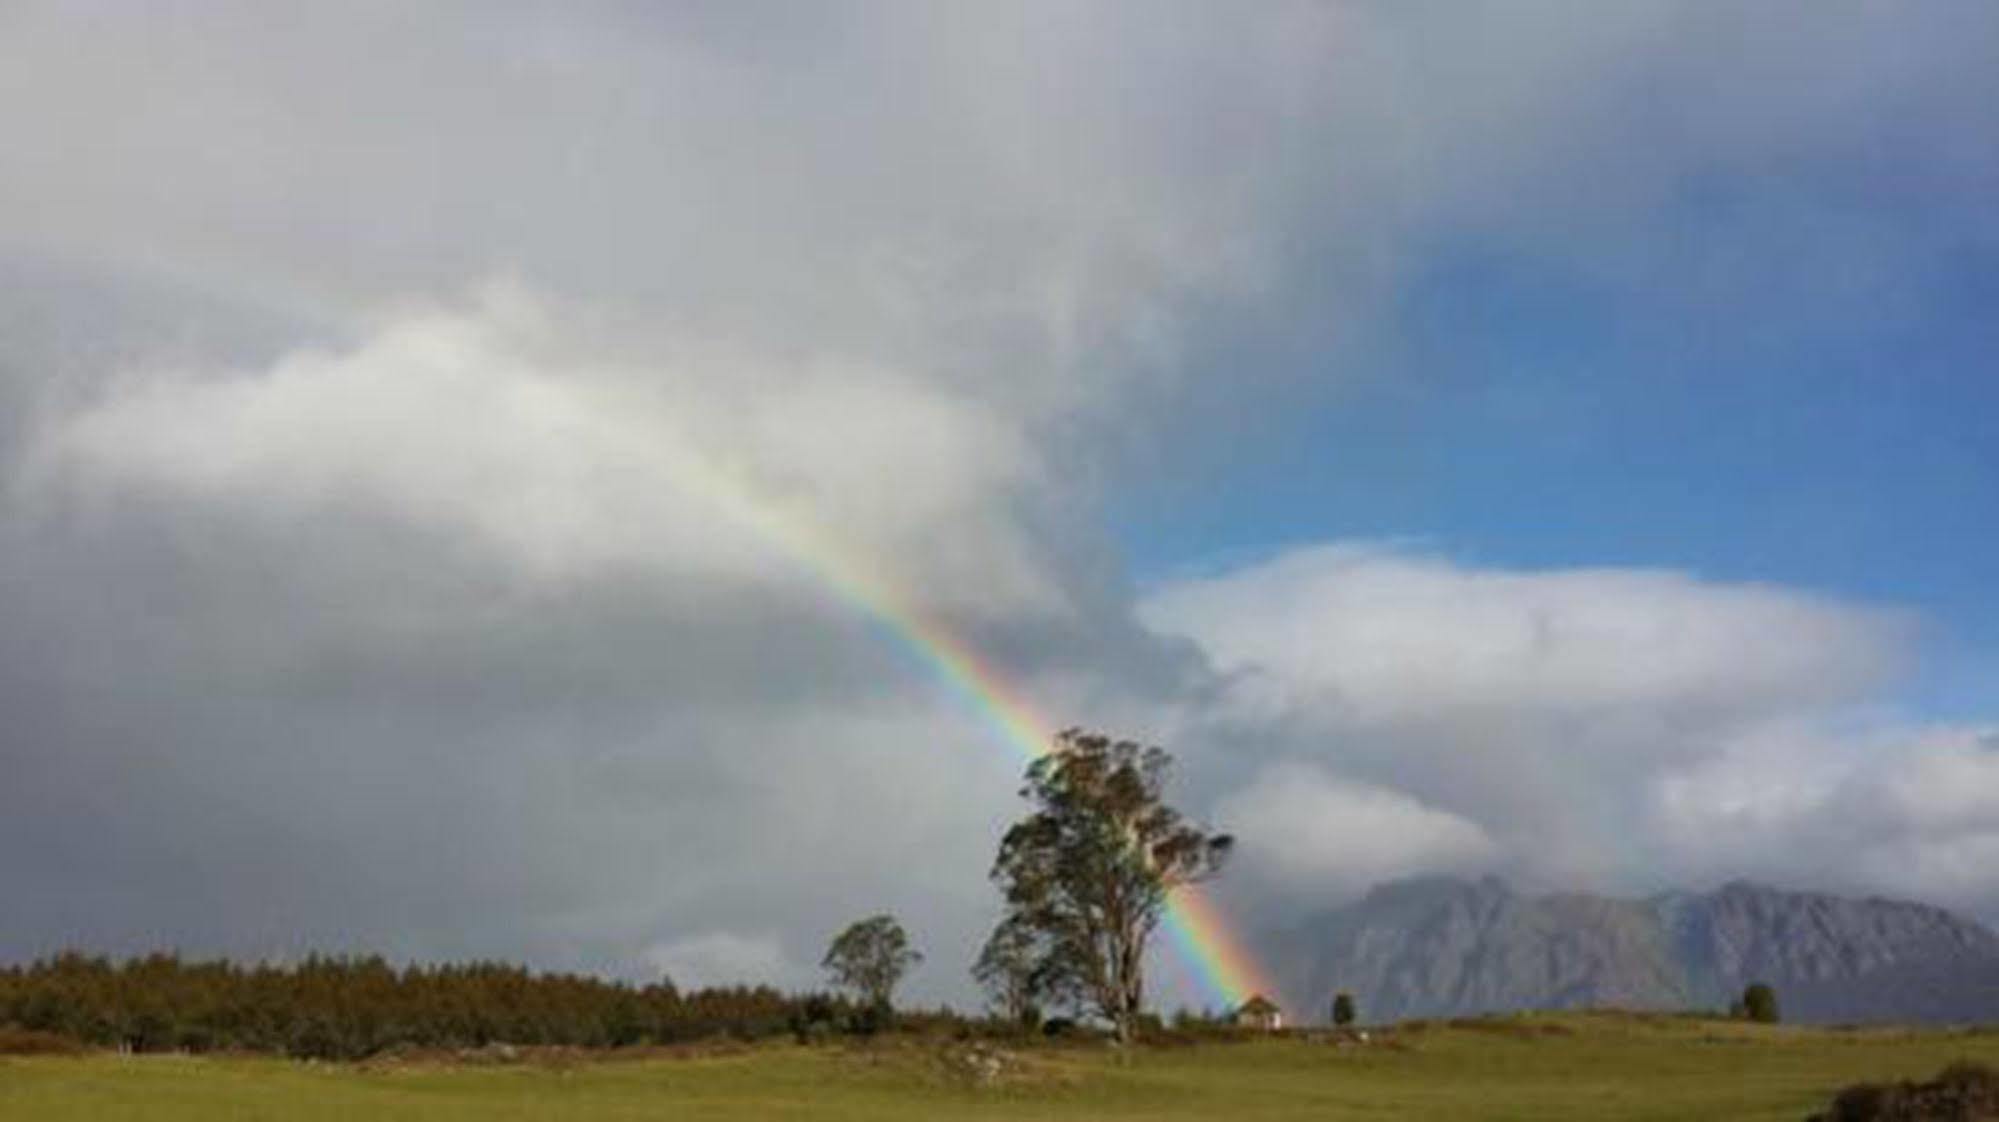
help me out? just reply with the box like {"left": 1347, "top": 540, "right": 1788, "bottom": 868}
{"left": 655, "top": 436, "right": 1281, "bottom": 1014}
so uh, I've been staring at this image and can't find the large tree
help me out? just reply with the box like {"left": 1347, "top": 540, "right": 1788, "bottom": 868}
{"left": 820, "top": 914, "right": 922, "bottom": 1010}
{"left": 988, "top": 729, "right": 1232, "bottom": 1044}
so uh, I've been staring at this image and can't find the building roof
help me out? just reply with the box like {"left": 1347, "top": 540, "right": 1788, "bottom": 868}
{"left": 1237, "top": 994, "right": 1280, "bottom": 1015}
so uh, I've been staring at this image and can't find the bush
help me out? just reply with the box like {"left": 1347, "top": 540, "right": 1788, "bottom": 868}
{"left": 788, "top": 995, "right": 838, "bottom": 1045}
{"left": 1332, "top": 992, "right": 1357, "bottom": 1027}
{"left": 1741, "top": 982, "right": 1780, "bottom": 1024}
{"left": 843, "top": 1001, "right": 890, "bottom": 1038}
{"left": 1810, "top": 1060, "right": 1999, "bottom": 1121}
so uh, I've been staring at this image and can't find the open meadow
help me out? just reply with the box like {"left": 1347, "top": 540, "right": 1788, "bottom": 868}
{"left": 3, "top": 1013, "right": 1995, "bottom": 1121}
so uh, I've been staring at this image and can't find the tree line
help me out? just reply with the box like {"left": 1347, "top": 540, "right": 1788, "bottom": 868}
{"left": 0, "top": 952, "right": 866, "bottom": 1059}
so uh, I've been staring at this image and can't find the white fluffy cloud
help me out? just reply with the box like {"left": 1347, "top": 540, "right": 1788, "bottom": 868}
{"left": 26, "top": 287, "right": 1068, "bottom": 622}
{"left": 1214, "top": 763, "right": 1496, "bottom": 893}
{"left": 1145, "top": 544, "right": 1904, "bottom": 727}
{"left": 1148, "top": 545, "right": 1999, "bottom": 922}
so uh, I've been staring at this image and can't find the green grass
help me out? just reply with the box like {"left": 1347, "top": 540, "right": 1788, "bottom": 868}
{"left": 3, "top": 1014, "right": 1995, "bottom": 1120}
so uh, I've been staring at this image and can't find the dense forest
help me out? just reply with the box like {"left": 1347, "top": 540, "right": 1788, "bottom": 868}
{"left": 0, "top": 952, "right": 895, "bottom": 1059}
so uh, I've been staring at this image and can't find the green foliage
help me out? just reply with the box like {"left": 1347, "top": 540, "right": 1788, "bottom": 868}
{"left": 788, "top": 994, "right": 840, "bottom": 1044}
{"left": 1332, "top": 992, "right": 1357, "bottom": 1027}
{"left": 1741, "top": 982, "right": 1780, "bottom": 1024}
{"left": 0, "top": 951, "right": 832, "bottom": 1059}
{"left": 987, "top": 730, "right": 1231, "bottom": 1045}
{"left": 972, "top": 913, "right": 1048, "bottom": 1027}
{"left": 821, "top": 914, "right": 922, "bottom": 1011}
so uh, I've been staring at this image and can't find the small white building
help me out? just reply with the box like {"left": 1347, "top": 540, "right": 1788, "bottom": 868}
{"left": 1235, "top": 994, "right": 1283, "bottom": 1031}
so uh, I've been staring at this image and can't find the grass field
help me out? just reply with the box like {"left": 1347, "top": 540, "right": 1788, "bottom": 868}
{"left": 3, "top": 1013, "right": 1995, "bottom": 1121}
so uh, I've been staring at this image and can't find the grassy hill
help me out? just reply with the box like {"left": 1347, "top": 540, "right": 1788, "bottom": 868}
{"left": 3, "top": 1013, "right": 1995, "bottom": 1120}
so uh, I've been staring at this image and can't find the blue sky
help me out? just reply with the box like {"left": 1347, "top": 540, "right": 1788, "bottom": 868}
{"left": 1125, "top": 163, "right": 1998, "bottom": 720}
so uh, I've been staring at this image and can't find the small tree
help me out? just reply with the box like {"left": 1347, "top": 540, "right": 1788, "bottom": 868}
{"left": 1332, "top": 991, "right": 1357, "bottom": 1027}
{"left": 821, "top": 915, "right": 922, "bottom": 1011}
{"left": 972, "top": 913, "right": 1048, "bottom": 1029}
{"left": 1741, "top": 981, "right": 1780, "bottom": 1024}
{"left": 988, "top": 729, "right": 1233, "bottom": 1045}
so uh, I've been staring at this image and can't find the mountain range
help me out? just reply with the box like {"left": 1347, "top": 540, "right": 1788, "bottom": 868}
{"left": 1267, "top": 876, "right": 1999, "bottom": 1024}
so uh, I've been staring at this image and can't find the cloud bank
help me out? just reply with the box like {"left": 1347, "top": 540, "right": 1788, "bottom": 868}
{"left": 1145, "top": 546, "right": 1993, "bottom": 922}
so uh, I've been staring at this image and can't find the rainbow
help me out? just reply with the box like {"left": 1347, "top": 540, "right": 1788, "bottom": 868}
{"left": 654, "top": 432, "right": 1284, "bottom": 1016}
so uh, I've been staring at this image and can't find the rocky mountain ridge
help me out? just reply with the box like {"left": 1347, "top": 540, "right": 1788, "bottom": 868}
{"left": 1269, "top": 876, "right": 1999, "bottom": 1024}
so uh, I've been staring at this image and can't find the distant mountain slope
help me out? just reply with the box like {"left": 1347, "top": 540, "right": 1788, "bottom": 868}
{"left": 1269, "top": 877, "right": 1999, "bottom": 1024}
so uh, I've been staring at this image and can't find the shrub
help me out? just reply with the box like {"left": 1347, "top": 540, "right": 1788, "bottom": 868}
{"left": 843, "top": 1001, "right": 889, "bottom": 1038}
{"left": 789, "top": 995, "right": 839, "bottom": 1045}
{"left": 1810, "top": 1060, "right": 1999, "bottom": 1121}
{"left": 1741, "top": 982, "right": 1780, "bottom": 1024}
{"left": 1332, "top": 992, "right": 1357, "bottom": 1027}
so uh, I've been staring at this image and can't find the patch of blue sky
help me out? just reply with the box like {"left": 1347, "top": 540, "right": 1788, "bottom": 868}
{"left": 1117, "top": 217, "right": 1997, "bottom": 720}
